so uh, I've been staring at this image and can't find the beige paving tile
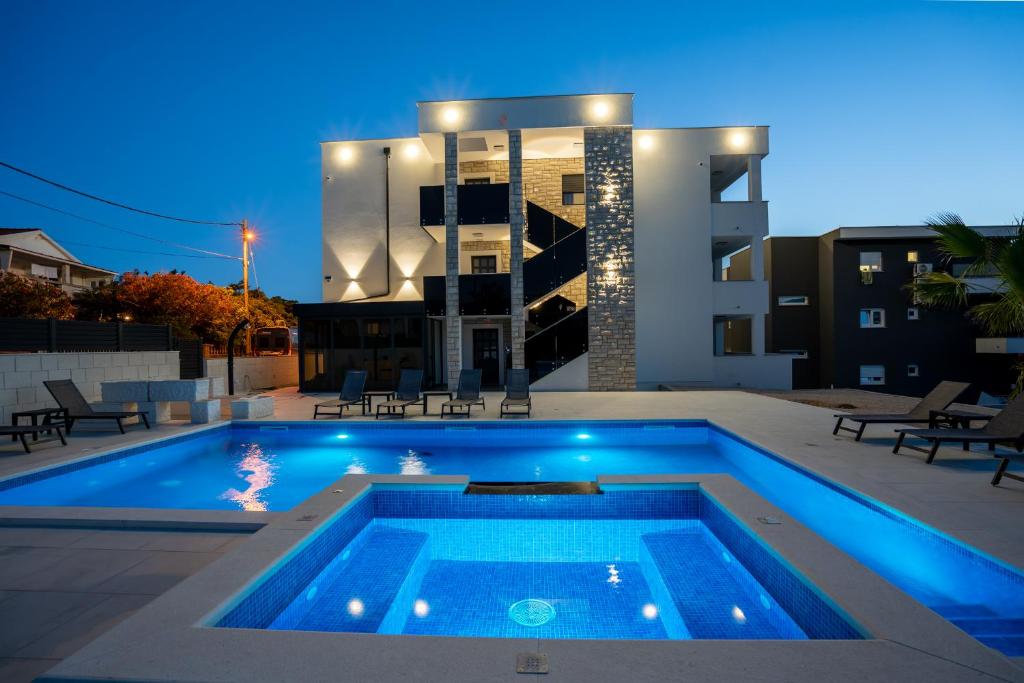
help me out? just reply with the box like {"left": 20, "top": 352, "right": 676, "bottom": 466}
{"left": 4, "top": 548, "right": 152, "bottom": 592}
{"left": 0, "top": 657, "right": 61, "bottom": 683}
{"left": 14, "top": 593, "right": 154, "bottom": 659}
{"left": 67, "top": 530, "right": 160, "bottom": 551}
{"left": 91, "top": 551, "right": 224, "bottom": 595}
{"left": 0, "top": 547, "right": 74, "bottom": 588}
{"left": 139, "top": 531, "right": 248, "bottom": 553}
{"left": 0, "top": 591, "right": 106, "bottom": 656}
{"left": 0, "top": 528, "right": 92, "bottom": 548}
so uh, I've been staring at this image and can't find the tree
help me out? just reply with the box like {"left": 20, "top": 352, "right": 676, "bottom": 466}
{"left": 912, "top": 213, "right": 1024, "bottom": 395}
{"left": 0, "top": 272, "right": 75, "bottom": 319}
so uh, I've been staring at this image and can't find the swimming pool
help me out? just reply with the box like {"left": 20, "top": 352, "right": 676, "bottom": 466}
{"left": 1, "top": 420, "right": 1022, "bottom": 654}
{"left": 216, "top": 487, "right": 861, "bottom": 641}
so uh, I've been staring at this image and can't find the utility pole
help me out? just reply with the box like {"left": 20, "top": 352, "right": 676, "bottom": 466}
{"left": 241, "top": 218, "right": 252, "bottom": 356}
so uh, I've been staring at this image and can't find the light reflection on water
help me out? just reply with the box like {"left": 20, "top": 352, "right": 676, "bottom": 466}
{"left": 220, "top": 443, "right": 277, "bottom": 511}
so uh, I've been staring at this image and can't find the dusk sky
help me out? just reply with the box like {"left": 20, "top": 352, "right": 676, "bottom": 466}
{"left": 1, "top": 0, "right": 1021, "bottom": 302}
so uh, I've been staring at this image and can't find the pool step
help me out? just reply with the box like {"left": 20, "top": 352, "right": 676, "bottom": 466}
{"left": 931, "top": 604, "right": 998, "bottom": 619}
{"left": 974, "top": 635, "right": 1024, "bottom": 657}
{"left": 466, "top": 481, "right": 601, "bottom": 495}
{"left": 950, "top": 617, "right": 1024, "bottom": 637}
{"left": 275, "top": 527, "right": 428, "bottom": 633}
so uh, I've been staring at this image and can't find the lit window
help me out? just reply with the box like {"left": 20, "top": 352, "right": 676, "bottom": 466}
{"left": 907, "top": 307, "right": 919, "bottom": 321}
{"left": 562, "top": 174, "right": 585, "bottom": 205}
{"left": 907, "top": 250, "right": 919, "bottom": 263}
{"left": 859, "top": 252, "right": 883, "bottom": 272}
{"left": 859, "top": 308, "right": 886, "bottom": 328}
{"left": 777, "top": 295, "right": 809, "bottom": 306}
{"left": 860, "top": 365, "right": 885, "bottom": 386}
{"left": 907, "top": 364, "right": 920, "bottom": 377}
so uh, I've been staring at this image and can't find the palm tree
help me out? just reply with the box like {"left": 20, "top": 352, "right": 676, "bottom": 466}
{"left": 912, "top": 213, "right": 1024, "bottom": 396}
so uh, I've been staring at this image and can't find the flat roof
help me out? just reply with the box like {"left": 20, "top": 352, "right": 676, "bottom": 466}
{"left": 416, "top": 92, "right": 635, "bottom": 105}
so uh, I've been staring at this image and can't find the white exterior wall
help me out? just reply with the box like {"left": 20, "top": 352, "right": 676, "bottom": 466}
{"left": 634, "top": 126, "right": 789, "bottom": 389}
{"left": 321, "top": 137, "right": 443, "bottom": 303}
{"left": 206, "top": 356, "right": 298, "bottom": 394}
{"left": 0, "top": 351, "right": 180, "bottom": 424}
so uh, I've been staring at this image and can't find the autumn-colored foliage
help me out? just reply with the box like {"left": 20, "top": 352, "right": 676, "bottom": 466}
{"left": 0, "top": 272, "right": 76, "bottom": 319}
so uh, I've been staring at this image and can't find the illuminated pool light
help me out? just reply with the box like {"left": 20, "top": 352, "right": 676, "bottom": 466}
{"left": 336, "top": 434, "right": 350, "bottom": 440}
{"left": 575, "top": 433, "right": 591, "bottom": 440}
{"left": 642, "top": 603, "right": 659, "bottom": 620}
{"left": 413, "top": 599, "right": 430, "bottom": 618}
{"left": 732, "top": 605, "right": 747, "bottom": 624}
{"left": 347, "top": 598, "right": 365, "bottom": 617}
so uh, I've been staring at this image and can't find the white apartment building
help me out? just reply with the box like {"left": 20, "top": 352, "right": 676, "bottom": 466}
{"left": 295, "top": 93, "right": 791, "bottom": 391}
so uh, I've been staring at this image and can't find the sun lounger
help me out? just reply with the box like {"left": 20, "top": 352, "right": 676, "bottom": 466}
{"left": 832, "top": 381, "right": 969, "bottom": 440}
{"left": 43, "top": 379, "right": 150, "bottom": 434}
{"left": 313, "top": 370, "right": 368, "bottom": 418}
{"left": 441, "top": 370, "right": 484, "bottom": 419}
{"left": 500, "top": 369, "right": 531, "bottom": 418}
{"left": 1, "top": 424, "right": 67, "bottom": 453}
{"left": 375, "top": 369, "right": 424, "bottom": 419}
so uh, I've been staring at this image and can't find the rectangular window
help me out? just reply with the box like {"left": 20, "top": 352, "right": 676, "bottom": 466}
{"left": 471, "top": 255, "right": 497, "bottom": 274}
{"left": 907, "top": 250, "right": 919, "bottom": 263}
{"left": 907, "top": 307, "right": 919, "bottom": 321}
{"left": 30, "top": 263, "right": 59, "bottom": 280}
{"left": 859, "top": 251, "right": 883, "bottom": 272}
{"left": 562, "top": 174, "right": 585, "bottom": 205}
{"left": 907, "top": 364, "right": 920, "bottom": 377}
{"left": 860, "top": 365, "right": 885, "bottom": 386}
{"left": 859, "top": 308, "right": 886, "bottom": 328}
{"left": 777, "top": 295, "right": 809, "bottom": 306}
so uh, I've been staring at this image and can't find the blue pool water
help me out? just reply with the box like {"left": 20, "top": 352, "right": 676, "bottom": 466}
{"left": 2, "top": 421, "right": 1023, "bottom": 653}
{"left": 220, "top": 489, "right": 859, "bottom": 641}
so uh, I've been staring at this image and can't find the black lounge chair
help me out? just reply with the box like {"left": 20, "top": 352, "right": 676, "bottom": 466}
{"left": 375, "top": 369, "right": 424, "bottom": 419}
{"left": 313, "top": 370, "right": 368, "bottom": 418}
{"left": 441, "top": 370, "right": 484, "bottom": 419}
{"left": 832, "top": 380, "right": 970, "bottom": 441}
{"left": 500, "top": 369, "right": 532, "bottom": 418}
{"left": 2, "top": 424, "right": 67, "bottom": 453}
{"left": 43, "top": 379, "right": 150, "bottom": 434}
{"left": 893, "top": 395, "right": 1024, "bottom": 471}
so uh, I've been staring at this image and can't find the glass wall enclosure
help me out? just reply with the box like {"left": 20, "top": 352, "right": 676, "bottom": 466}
{"left": 296, "top": 302, "right": 427, "bottom": 392}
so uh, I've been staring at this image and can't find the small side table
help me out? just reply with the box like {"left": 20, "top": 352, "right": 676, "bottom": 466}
{"left": 361, "top": 390, "right": 395, "bottom": 415}
{"left": 12, "top": 408, "right": 69, "bottom": 441}
{"left": 422, "top": 390, "right": 453, "bottom": 415}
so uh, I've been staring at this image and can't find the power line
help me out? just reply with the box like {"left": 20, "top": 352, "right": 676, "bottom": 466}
{"left": 0, "top": 160, "right": 241, "bottom": 227}
{"left": 57, "top": 239, "right": 237, "bottom": 260}
{"left": 0, "top": 189, "right": 240, "bottom": 260}
{"left": 249, "top": 245, "right": 261, "bottom": 291}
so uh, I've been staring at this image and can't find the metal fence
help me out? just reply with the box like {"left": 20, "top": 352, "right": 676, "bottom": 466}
{"left": 0, "top": 317, "right": 174, "bottom": 352}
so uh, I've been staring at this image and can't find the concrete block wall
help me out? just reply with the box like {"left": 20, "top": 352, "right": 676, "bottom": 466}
{"left": 205, "top": 356, "right": 298, "bottom": 395}
{"left": 585, "top": 126, "right": 637, "bottom": 391}
{"left": 0, "top": 351, "right": 180, "bottom": 424}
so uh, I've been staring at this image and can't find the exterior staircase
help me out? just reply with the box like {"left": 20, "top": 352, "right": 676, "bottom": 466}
{"left": 523, "top": 202, "right": 588, "bottom": 382}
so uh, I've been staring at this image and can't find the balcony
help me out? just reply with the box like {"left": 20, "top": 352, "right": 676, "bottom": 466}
{"left": 423, "top": 274, "right": 511, "bottom": 317}
{"left": 712, "top": 280, "right": 768, "bottom": 316}
{"left": 420, "top": 183, "right": 511, "bottom": 233}
{"left": 711, "top": 201, "right": 768, "bottom": 236}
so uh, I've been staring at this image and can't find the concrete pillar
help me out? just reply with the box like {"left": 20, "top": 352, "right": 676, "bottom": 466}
{"left": 747, "top": 155, "right": 762, "bottom": 203}
{"left": 508, "top": 130, "right": 525, "bottom": 370}
{"left": 584, "top": 126, "right": 636, "bottom": 391}
{"left": 753, "top": 313, "right": 766, "bottom": 356}
{"left": 444, "top": 133, "right": 462, "bottom": 388}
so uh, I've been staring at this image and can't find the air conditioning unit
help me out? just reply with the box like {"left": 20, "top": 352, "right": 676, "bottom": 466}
{"left": 914, "top": 263, "right": 933, "bottom": 275}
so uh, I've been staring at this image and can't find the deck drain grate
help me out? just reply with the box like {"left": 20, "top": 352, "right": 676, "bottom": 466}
{"left": 509, "top": 599, "right": 556, "bottom": 626}
{"left": 757, "top": 515, "right": 783, "bottom": 525}
{"left": 516, "top": 653, "right": 549, "bottom": 674}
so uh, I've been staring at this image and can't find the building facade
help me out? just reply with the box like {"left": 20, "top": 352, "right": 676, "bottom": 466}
{"left": 764, "top": 227, "right": 1017, "bottom": 399}
{"left": 297, "top": 94, "right": 791, "bottom": 391}
{"left": 0, "top": 228, "right": 114, "bottom": 294}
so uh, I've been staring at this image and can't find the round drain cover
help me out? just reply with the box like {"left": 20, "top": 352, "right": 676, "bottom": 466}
{"left": 509, "top": 599, "right": 555, "bottom": 626}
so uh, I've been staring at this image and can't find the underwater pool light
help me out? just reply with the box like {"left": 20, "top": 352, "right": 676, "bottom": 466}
{"left": 336, "top": 434, "right": 350, "bottom": 440}
{"left": 642, "top": 603, "right": 659, "bottom": 620}
{"left": 575, "top": 433, "right": 591, "bottom": 440}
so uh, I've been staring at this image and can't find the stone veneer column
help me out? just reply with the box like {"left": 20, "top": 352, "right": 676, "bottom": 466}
{"left": 584, "top": 126, "right": 636, "bottom": 390}
{"left": 507, "top": 130, "right": 525, "bottom": 369}
{"left": 444, "top": 132, "right": 462, "bottom": 388}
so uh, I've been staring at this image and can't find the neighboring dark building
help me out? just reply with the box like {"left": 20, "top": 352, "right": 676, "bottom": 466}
{"left": 764, "top": 227, "right": 1016, "bottom": 399}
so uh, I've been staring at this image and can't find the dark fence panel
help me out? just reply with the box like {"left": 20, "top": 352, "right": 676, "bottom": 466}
{"left": 0, "top": 318, "right": 49, "bottom": 351}
{"left": 459, "top": 273, "right": 510, "bottom": 316}
{"left": 0, "top": 317, "right": 174, "bottom": 353}
{"left": 525, "top": 307, "right": 588, "bottom": 382}
{"left": 54, "top": 320, "right": 118, "bottom": 351}
{"left": 423, "top": 276, "right": 446, "bottom": 316}
{"left": 174, "top": 338, "right": 204, "bottom": 379}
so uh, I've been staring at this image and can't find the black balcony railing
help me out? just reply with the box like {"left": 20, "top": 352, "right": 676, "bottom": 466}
{"left": 419, "top": 183, "right": 511, "bottom": 227}
{"left": 524, "top": 307, "right": 588, "bottom": 382}
{"left": 526, "top": 201, "right": 579, "bottom": 250}
{"left": 422, "top": 274, "right": 511, "bottom": 317}
{"left": 523, "top": 226, "right": 587, "bottom": 303}
{"left": 527, "top": 294, "right": 577, "bottom": 334}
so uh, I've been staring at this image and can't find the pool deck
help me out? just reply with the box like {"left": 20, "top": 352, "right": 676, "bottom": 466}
{"left": 0, "top": 388, "right": 1022, "bottom": 681}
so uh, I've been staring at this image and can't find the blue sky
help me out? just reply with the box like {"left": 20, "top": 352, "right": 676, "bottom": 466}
{"left": 1, "top": 0, "right": 1021, "bottom": 302}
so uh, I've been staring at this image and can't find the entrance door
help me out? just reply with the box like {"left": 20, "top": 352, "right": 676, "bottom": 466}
{"left": 472, "top": 328, "right": 500, "bottom": 385}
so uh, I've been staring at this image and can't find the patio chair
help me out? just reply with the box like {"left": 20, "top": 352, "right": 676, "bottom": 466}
{"left": 441, "top": 369, "right": 485, "bottom": 419}
{"left": 375, "top": 369, "right": 424, "bottom": 419}
{"left": 832, "top": 381, "right": 969, "bottom": 441}
{"left": 43, "top": 379, "right": 150, "bottom": 434}
{"left": 1, "top": 424, "right": 67, "bottom": 453}
{"left": 500, "top": 369, "right": 532, "bottom": 418}
{"left": 313, "top": 370, "right": 368, "bottom": 418}
{"left": 892, "top": 395, "right": 1024, "bottom": 469}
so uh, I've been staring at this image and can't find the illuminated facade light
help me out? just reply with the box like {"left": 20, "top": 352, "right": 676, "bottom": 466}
{"left": 591, "top": 101, "right": 610, "bottom": 119}
{"left": 638, "top": 135, "right": 654, "bottom": 150}
{"left": 728, "top": 131, "right": 750, "bottom": 149}
{"left": 441, "top": 107, "right": 460, "bottom": 125}
{"left": 337, "top": 146, "right": 354, "bottom": 163}
{"left": 403, "top": 143, "right": 421, "bottom": 159}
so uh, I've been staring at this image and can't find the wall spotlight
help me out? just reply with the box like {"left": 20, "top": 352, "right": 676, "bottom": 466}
{"left": 591, "top": 101, "right": 610, "bottom": 119}
{"left": 324, "top": 275, "right": 333, "bottom": 282}
{"left": 403, "top": 143, "right": 421, "bottom": 159}
{"left": 728, "top": 131, "right": 751, "bottom": 149}
{"left": 337, "top": 146, "right": 354, "bottom": 163}
{"left": 441, "top": 107, "right": 460, "bottom": 125}
{"left": 638, "top": 135, "right": 654, "bottom": 150}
